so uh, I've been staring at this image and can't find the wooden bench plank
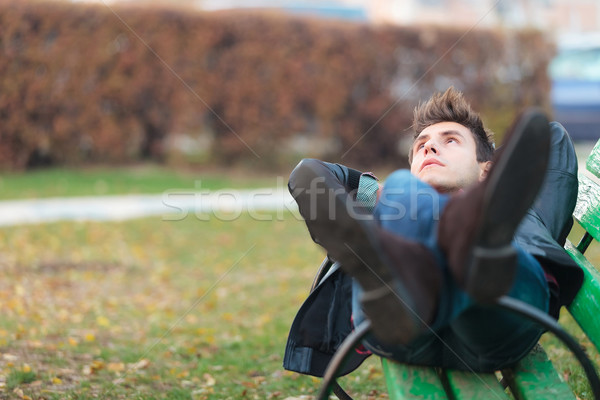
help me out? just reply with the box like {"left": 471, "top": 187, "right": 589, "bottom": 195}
{"left": 573, "top": 174, "right": 600, "bottom": 244}
{"left": 381, "top": 358, "right": 449, "bottom": 400}
{"left": 507, "top": 345, "right": 576, "bottom": 399}
{"left": 445, "top": 370, "right": 508, "bottom": 399}
{"left": 566, "top": 240, "right": 600, "bottom": 353}
{"left": 586, "top": 139, "right": 600, "bottom": 179}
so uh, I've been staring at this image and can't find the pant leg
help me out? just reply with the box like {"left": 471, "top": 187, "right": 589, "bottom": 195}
{"left": 370, "top": 170, "right": 469, "bottom": 328}
{"left": 352, "top": 170, "right": 549, "bottom": 371}
{"left": 440, "top": 250, "right": 549, "bottom": 371}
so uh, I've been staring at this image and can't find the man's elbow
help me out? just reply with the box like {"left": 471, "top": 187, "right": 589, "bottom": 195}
{"left": 288, "top": 158, "right": 321, "bottom": 194}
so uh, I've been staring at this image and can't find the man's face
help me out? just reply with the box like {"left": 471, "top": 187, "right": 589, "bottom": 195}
{"left": 410, "top": 121, "right": 490, "bottom": 193}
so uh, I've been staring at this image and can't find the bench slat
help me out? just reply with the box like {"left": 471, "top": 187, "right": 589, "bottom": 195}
{"left": 508, "top": 345, "right": 577, "bottom": 399}
{"left": 586, "top": 139, "right": 600, "bottom": 179}
{"left": 445, "top": 370, "right": 507, "bottom": 399}
{"left": 573, "top": 174, "right": 600, "bottom": 245}
{"left": 381, "top": 358, "right": 449, "bottom": 399}
{"left": 566, "top": 240, "right": 600, "bottom": 353}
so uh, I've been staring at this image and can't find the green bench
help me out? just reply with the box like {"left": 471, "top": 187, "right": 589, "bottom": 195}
{"left": 381, "top": 138, "right": 600, "bottom": 400}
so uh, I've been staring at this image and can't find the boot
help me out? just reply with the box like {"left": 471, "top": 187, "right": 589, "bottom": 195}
{"left": 438, "top": 110, "right": 551, "bottom": 302}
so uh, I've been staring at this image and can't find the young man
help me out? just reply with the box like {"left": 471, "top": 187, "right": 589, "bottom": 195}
{"left": 284, "top": 87, "right": 582, "bottom": 374}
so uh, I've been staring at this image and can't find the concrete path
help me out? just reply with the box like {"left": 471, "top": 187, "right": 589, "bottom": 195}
{"left": 0, "top": 188, "right": 298, "bottom": 226}
{"left": 0, "top": 142, "right": 595, "bottom": 227}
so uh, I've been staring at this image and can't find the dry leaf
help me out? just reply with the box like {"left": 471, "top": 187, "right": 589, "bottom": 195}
{"left": 107, "top": 362, "right": 125, "bottom": 373}
{"left": 203, "top": 373, "right": 216, "bottom": 386}
{"left": 130, "top": 359, "right": 150, "bottom": 370}
{"left": 96, "top": 316, "right": 110, "bottom": 327}
{"left": 83, "top": 360, "right": 105, "bottom": 375}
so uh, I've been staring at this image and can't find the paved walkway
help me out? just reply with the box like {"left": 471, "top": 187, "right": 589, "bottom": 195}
{"left": 0, "top": 188, "right": 298, "bottom": 226}
{"left": 0, "top": 142, "right": 595, "bottom": 227}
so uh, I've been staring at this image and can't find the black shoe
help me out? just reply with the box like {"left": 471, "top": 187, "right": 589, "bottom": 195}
{"left": 439, "top": 109, "right": 551, "bottom": 302}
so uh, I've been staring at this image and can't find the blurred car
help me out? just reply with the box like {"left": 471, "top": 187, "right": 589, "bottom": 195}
{"left": 549, "top": 44, "right": 600, "bottom": 141}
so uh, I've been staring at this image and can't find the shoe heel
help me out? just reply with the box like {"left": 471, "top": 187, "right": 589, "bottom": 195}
{"left": 466, "top": 245, "right": 517, "bottom": 303}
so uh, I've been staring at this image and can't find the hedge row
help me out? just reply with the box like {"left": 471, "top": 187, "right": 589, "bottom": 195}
{"left": 0, "top": 0, "right": 554, "bottom": 170}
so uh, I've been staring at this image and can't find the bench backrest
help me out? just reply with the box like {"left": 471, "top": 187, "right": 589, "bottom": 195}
{"left": 566, "top": 139, "right": 600, "bottom": 353}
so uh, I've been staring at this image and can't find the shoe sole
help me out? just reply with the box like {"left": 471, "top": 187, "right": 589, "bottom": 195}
{"left": 466, "top": 110, "right": 551, "bottom": 302}
{"left": 295, "top": 163, "right": 422, "bottom": 344}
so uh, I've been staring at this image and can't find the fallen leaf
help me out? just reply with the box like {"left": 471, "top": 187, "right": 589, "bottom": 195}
{"left": 176, "top": 370, "right": 189, "bottom": 379}
{"left": 129, "top": 359, "right": 150, "bottom": 370}
{"left": 83, "top": 360, "right": 105, "bottom": 375}
{"left": 107, "top": 362, "right": 125, "bottom": 373}
{"left": 203, "top": 373, "right": 216, "bottom": 386}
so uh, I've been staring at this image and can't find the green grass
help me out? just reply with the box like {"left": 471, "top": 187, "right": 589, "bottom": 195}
{"left": 536, "top": 223, "right": 600, "bottom": 399}
{"left": 0, "top": 212, "right": 389, "bottom": 399}
{"left": 0, "top": 166, "right": 280, "bottom": 200}
{"left": 0, "top": 212, "right": 597, "bottom": 399}
{"left": 6, "top": 368, "right": 38, "bottom": 390}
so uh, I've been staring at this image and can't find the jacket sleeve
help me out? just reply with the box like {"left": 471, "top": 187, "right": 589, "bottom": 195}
{"left": 288, "top": 158, "right": 363, "bottom": 195}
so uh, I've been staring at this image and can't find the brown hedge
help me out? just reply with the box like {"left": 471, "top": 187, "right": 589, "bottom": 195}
{"left": 0, "top": 0, "right": 554, "bottom": 170}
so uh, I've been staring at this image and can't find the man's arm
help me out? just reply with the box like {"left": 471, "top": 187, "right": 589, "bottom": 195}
{"left": 288, "top": 158, "right": 363, "bottom": 196}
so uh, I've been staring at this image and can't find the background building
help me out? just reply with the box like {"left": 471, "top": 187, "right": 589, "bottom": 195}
{"left": 75, "top": 0, "right": 600, "bottom": 38}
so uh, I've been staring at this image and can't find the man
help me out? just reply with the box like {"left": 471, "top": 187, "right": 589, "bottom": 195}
{"left": 283, "top": 87, "right": 582, "bottom": 374}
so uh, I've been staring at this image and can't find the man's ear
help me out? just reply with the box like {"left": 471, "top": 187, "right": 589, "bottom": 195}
{"left": 479, "top": 161, "right": 492, "bottom": 181}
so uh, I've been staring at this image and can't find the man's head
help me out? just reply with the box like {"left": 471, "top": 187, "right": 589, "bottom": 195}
{"left": 408, "top": 87, "right": 495, "bottom": 193}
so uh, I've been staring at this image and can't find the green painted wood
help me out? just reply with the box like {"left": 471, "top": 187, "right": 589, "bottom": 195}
{"left": 508, "top": 345, "right": 576, "bottom": 399}
{"left": 573, "top": 174, "right": 600, "bottom": 245}
{"left": 566, "top": 240, "right": 600, "bottom": 354}
{"left": 381, "top": 358, "right": 449, "bottom": 400}
{"left": 445, "top": 370, "right": 508, "bottom": 399}
{"left": 586, "top": 139, "right": 600, "bottom": 179}
{"left": 577, "top": 232, "right": 594, "bottom": 253}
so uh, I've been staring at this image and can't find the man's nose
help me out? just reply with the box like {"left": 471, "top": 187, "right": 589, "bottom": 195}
{"left": 424, "top": 141, "right": 438, "bottom": 155}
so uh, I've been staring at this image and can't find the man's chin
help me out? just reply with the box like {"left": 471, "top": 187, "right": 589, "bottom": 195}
{"left": 419, "top": 175, "right": 458, "bottom": 193}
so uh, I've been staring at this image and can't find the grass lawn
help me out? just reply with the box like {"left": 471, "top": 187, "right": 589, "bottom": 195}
{"left": 0, "top": 166, "right": 280, "bottom": 200}
{"left": 0, "top": 212, "right": 598, "bottom": 399}
{"left": 0, "top": 212, "right": 389, "bottom": 399}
